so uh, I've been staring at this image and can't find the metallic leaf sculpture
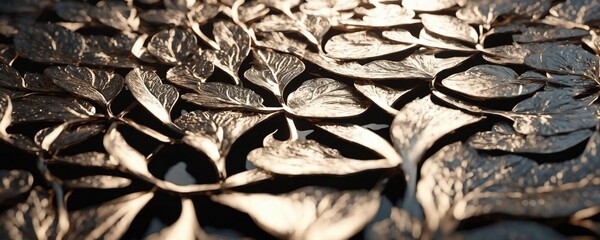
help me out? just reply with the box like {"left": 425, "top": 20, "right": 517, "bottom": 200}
{"left": 148, "top": 28, "right": 197, "bottom": 65}
{"left": 244, "top": 48, "right": 305, "bottom": 102}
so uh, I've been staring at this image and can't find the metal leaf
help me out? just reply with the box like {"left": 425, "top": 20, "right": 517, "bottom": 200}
{"left": 243, "top": 48, "right": 305, "bottom": 101}
{"left": 467, "top": 122, "right": 593, "bottom": 154}
{"left": 125, "top": 68, "right": 179, "bottom": 129}
{"left": 90, "top": 0, "right": 139, "bottom": 32}
{"left": 513, "top": 25, "right": 589, "bottom": 43}
{"left": 391, "top": 96, "right": 483, "bottom": 216}
{"left": 35, "top": 124, "right": 104, "bottom": 155}
{"left": 549, "top": 0, "right": 600, "bottom": 24}
{"left": 366, "top": 207, "right": 422, "bottom": 240}
{"left": 68, "top": 191, "right": 154, "bottom": 240}
{"left": 402, "top": 0, "right": 461, "bottom": 12}
{"left": 139, "top": 9, "right": 188, "bottom": 26}
{"left": 441, "top": 65, "right": 545, "bottom": 99}
{"left": 257, "top": 0, "right": 301, "bottom": 18}
{"left": 299, "top": 0, "right": 359, "bottom": 17}
{"left": 44, "top": 65, "right": 124, "bottom": 107}
{"left": 324, "top": 31, "right": 416, "bottom": 60}
{"left": 54, "top": 1, "right": 93, "bottom": 22}
{"left": 223, "top": 169, "right": 274, "bottom": 188}
{"left": 22, "top": 73, "right": 64, "bottom": 93}
{"left": 286, "top": 78, "right": 370, "bottom": 118}
{"left": 148, "top": 28, "right": 197, "bottom": 65}
{"left": 340, "top": 4, "right": 419, "bottom": 28}
{"left": 63, "top": 175, "right": 132, "bottom": 189}
{"left": 254, "top": 12, "right": 330, "bottom": 51}
{"left": 450, "top": 221, "right": 565, "bottom": 240}
{"left": 0, "top": 188, "right": 59, "bottom": 240}
{"left": 175, "top": 110, "right": 274, "bottom": 178}
{"left": 181, "top": 82, "right": 278, "bottom": 112}
{"left": 211, "top": 186, "right": 380, "bottom": 240}
{"left": 13, "top": 23, "right": 86, "bottom": 64}
{"left": 48, "top": 152, "right": 119, "bottom": 169}
{"left": 354, "top": 80, "right": 414, "bottom": 115}
{"left": 207, "top": 21, "right": 250, "bottom": 85}
{"left": 420, "top": 14, "right": 478, "bottom": 44}
{"left": 248, "top": 137, "right": 393, "bottom": 176}
{"left": 146, "top": 198, "right": 208, "bottom": 240}
{"left": 0, "top": 169, "right": 33, "bottom": 203}
{"left": 166, "top": 59, "right": 214, "bottom": 91}
{"left": 11, "top": 95, "right": 96, "bottom": 123}
{"left": 525, "top": 45, "right": 599, "bottom": 80}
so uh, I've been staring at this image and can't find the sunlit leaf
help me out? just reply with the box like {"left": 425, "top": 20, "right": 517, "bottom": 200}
{"left": 324, "top": 31, "right": 416, "bottom": 60}
{"left": 212, "top": 186, "right": 380, "bottom": 240}
{"left": 299, "top": 0, "right": 359, "bottom": 17}
{"left": 175, "top": 110, "right": 274, "bottom": 178}
{"left": 166, "top": 58, "right": 214, "bottom": 91}
{"left": 286, "top": 78, "right": 370, "bottom": 118}
{"left": 467, "top": 122, "right": 593, "bottom": 154}
{"left": 420, "top": 14, "right": 478, "bottom": 44}
{"left": 254, "top": 12, "right": 330, "bottom": 51}
{"left": 63, "top": 175, "right": 132, "bottom": 189}
{"left": 513, "top": 25, "right": 589, "bottom": 43}
{"left": 146, "top": 198, "right": 208, "bottom": 240}
{"left": 181, "top": 82, "right": 278, "bottom": 112}
{"left": 524, "top": 45, "right": 599, "bottom": 80}
{"left": 354, "top": 80, "right": 414, "bottom": 115}
{"left": 366, "top": 207, "right": 422, "bottom": 240}
{"left": 341, "top": 4, "right": 419, "bottom": 28}
{"left": 257, "top": 0, "right": 301, "bottom": 18}
{"left": 392, "top": 96, "right": 483, "bottom": 215}
{"left": 68, "top": 191, "right": 154, "bottom": 240}
{"left": 402, "top": 0, "right": 461, "bottom": 12}
{"left": 12, "top": 95, "right": 96, "bottom": 123}
{"left": 90, "top": 0, "right": 139, "bottom": 32}
{"left": 35, "top": 124, "right": 104, "bottom": 155}
{"left": 248, "top": 135, "right": 393, "bottom": 176}
{"left": 139, "top": 9, "right": 188, "bottom": 26}
{"left": 243, "top": 48, "right": 305, "bottom": 101}
{"left": 0, "top": 169, "right": 33, "bottom": 203}
{"left": 148, "top": 28, "right": 197, "bottom": 65}
{"left": 125, "top": 68, "right": 179, "bottom": 129}
{"left": 206, "top": 21, "right": 250, "bottom": 85}
{"left": 450, "top": 221, "right": 564, "bottom": 239}
{"left": 549, "top": 0, "right": 600, "bottom": 24}
{"left": 48, "top": 152, "right": 119, "bottom": 169}
{"left": 441, "top": 65, "right": 545, "bottom": 99}
{"left": 44, "top": 65, "right": 124, "bottom": 108}
{"left": 0, "top": 188, "right": 59, "bottom": 240}
{"left": 223, "top": 169, "right": 274, "bottom": 188}
{"left": 14, "top": 23, "right": 85, "bottom": 64}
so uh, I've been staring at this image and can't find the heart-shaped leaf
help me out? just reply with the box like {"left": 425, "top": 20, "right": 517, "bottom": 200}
{"left": 147, "top": 28, "right": 197, "bottom": 65}
{"left": 206, "top": 21, "right": 250, "bottom": 85}
{"left": 244, "top": 48, "right": 305, "bottom": 102}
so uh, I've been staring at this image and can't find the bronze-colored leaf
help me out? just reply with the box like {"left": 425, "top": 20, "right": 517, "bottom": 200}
{"left": 257, "top": 0, "right": 301, "bottom": 18}
{"left": 206, "top": 21, "right": 250, "bottom": 85}
{"left": 467, "top": 122, "right": 593, "bottom": 154}
{"left": 248, "top": 136, "right": 393, "bottom": 176}
{"left": 441, "top": 65, "right": 545, "bottom": 99}
{"left": 0, "top": 64, "right": 25, "bottom": 90}
{"left": 166, "top": 59, "right": 214, "bottom": 91}
{"left": 54, "top": 1, "right": 93, "bottom": 22}
{"left": 299, "top": 0, "right": 359, "bottom": 17}
{"left": 12, "top": 95, "right": 96, "bottom": 123}
{"left": 0, "top": 188, "right": 59, "bottom": 239}
{"left": 392, "top": 96, "right": 483, "bottom": 215}
{"left": 0, "top": 169, "right": 33, "bottom": 203}
{"left": 68, "top": 191, "right": 154, "bottom": 240}
{"left": 525, "top": 45, "right": 599, "bottom": 80}
{"left": 139, "top": 9, "right": 188, "bottom": 26}
{"left": 324, "top": 31, "right": 416, "bottom": 60}
{"left": 181, "top": 82, "right": 278, "bottom": 112}
{"left": 175, "top": 110, "right": 274, "bottom": 178}
{"left": 48, "top": 152, "right": 119, "bottom": 169}
{"left": 44, "top": 65, "right": 124, "bottom": 107}
{"left": 147, "top": 28, "right": 197, "bottom": 65}
{"left": 402, "top": 0, "right": 461, "bottom": 12}
{"left": 146, "top": 198, "right": 208, "bottom": 240}
{"left": 211, "top": 187, "right": 380, "bottom": 240}
{"left": 254, "top": 12, "right": 330, "bottom": 51}
{"left": 382, "top": 28, "right": 476, "bottom": 52}
{"left": 513, "top": 25, "right": 589, "bottom": 43}
{"left": 366, "top": 207, "right": 422, "bottom": 240}
{"left": 125, "top": 68, "right": 179, "bottom": 129}
{"left": 450, "top": 221, "right": 564, "bottom": 239}
{"left": 549, "top": 0, "right": 600, "bottom": 24}
{"left": 63, "top": 175, "right": 132, "bottom": 189}
{"left": 341, "top": 4, "right": 419, "bottom": 28}
{"left": 420, "top": 14, "right": 478, "bottom": 44}
{"left": 354, "top": 80, "right": 414, "bottom": 115}
{"left": 235, "top": 2, "right": 270, "bottom": 23}
{"left": 243, "top": 48, "right": 305, "bottom": 101}
{"left": 482, "top": 42, "right": 551, "bottom": 65}
{"left": 286, "top": 78, "right": 370, "bottom": 118}
{"left": 223, "top": 169, "right": 274, "bottom": 188}
{"left": 22, "top": 73, "right": 64, "bottom": 93}
{"left": 0, "top": 44, "right": 17, "bottom": 65}
{"left": 14, "top": 23, "right": 86, "bottom": 64}
{"left": 35, "top": 123, "right": 104, "bottom": 155}
{"left": 90, "top": 0, "right": 139, "bottom": 32}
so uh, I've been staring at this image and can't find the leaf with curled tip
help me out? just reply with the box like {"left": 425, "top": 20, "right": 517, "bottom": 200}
{"left": 90, "top": 0, "right": 139, "bottom": 32}
{"left": 206, "top": 21, "right": 250, "bottom": 85}
{"left": 148, "top": 28, "right": 197, "bottom": 65}
{"left": 441, "top": 65, "right": 545, "bottom": 100}
{"left": 341, "top": 4, "right": 419, "bottom": 28}
{"left": 14, "top": 24, "right": 86, "bottom": 64}
{"left": 0, "top": 187, "right": 59, "bottom": 240}
{"left": 146, "top": 198, "right": 208, "bottom": 240}
{"left": 0, "top": 170, "right": 33, "bottom": 203}
{"left": 354, "top": 80, "right": 414, "bottom": 115}
{"left": 68, "top": 191, "right": 154, "bottom": 240}
{"left": 125, "top": 68, "right": 179, "bottom": 130}
{"left": 449, "top": 221, "right": 564, "bottom": 240}
{"left": 181, "top": 82, "right": 280, "bottom": 112}
{"left": 34, "top": 124, "right": 104, "bottom": 155}
{"left": 244, "top": 48, "right": 305, "bottom": 102}
{"left": 392, "top": 96, "right": 483, "bottom": 216}
{"left": 212, "top": 186, "right": 380, "bottom": 240}
{"left": 248, "top": 136, "right": 393, "bottom": 176}
{"left": 48, "top": 152, "right": 119, "bottom": 169}
{"left": 420, "top": 14, "right": 478, "bottom": 44}
{"left": 286, "top": 78, "right": 370, "bottom": 118}
{"left": 324, "top": 31, "right": 416, "bottom": 60}
{"left": 44, "top": 65, "right": 124, "bottom": 108}
{"left": 467, "top": 122, "right": 593, "bottom": 154}
{"left": 175, "top": 110, "right": 274, "bottom": 178}
{"left": 11, "top": 95, "right": 96, "bottom": 123}
{"left": 166, "top": 58, "right": 214, "bottom": 91}
{"left": 63, "top": 175, "right": 132, "bottom": 190}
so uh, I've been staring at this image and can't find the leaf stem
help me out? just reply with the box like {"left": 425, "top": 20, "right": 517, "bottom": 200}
{"left": 285, "top": 115, "right": 299, "bottom": 142}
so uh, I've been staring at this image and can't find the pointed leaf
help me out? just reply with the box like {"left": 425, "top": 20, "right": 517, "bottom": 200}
{"left": 44, "top": 65, "right": 124, "bottom": 107}
{"left": 354, "top": 80, "right": 413, "bottom": 115}
{"left": 125, "top": 68, "right": 179, "bottom": 128}
{"left": 324, "top": 31, "right": 416, "bottom": 60}
{"left": 208, "top": 21, "right": 250, "bottom": 85}
{"left": 244, "top": 48, "right": 305, "bottom": 100}
{"left": 181, "top": 82, "right": 273, "bottom": 111}
{"left": 286, "top": 78, "right": 370, "bottom": 118}
{"left": 148, "top": 28, "right": 197, "bottom": 65}
{"left": 212, "top": 187, "right": 380, "bottom": 240}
